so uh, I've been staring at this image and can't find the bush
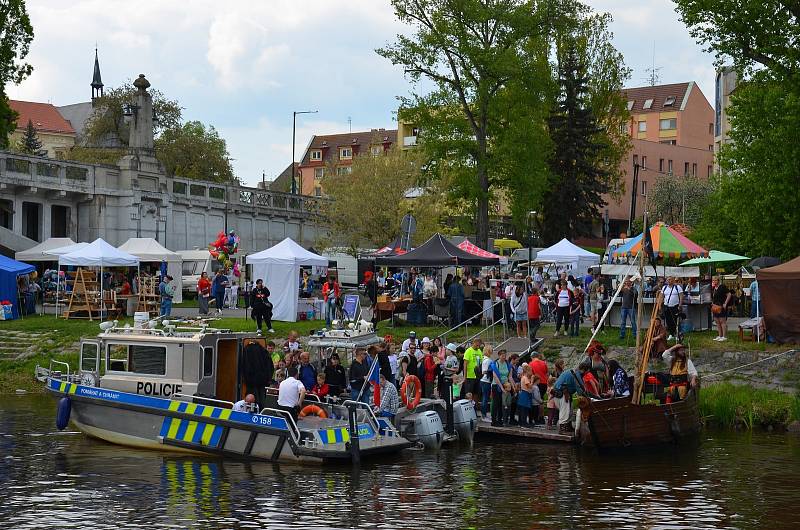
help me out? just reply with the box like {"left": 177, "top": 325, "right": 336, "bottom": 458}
{"left": 700, "top": 383, "right": 799, "bottom": 429}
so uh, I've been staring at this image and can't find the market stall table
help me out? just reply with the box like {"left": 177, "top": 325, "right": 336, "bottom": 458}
{"left": 607, "top": 296, "right": 711, "bottom": 331}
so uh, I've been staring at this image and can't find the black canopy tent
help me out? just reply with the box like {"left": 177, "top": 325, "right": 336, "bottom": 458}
{"left": 375, "top": 233, "right": 500, "bottom": 267}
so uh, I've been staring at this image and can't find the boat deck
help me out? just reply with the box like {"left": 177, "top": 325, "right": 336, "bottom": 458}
{"left": 475, "top": 422, "right": 575, "bottom": 443}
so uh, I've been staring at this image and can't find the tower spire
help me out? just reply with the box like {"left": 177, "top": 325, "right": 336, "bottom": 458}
{"left": 91, "top": 47, "right": 104, "bottom": 101}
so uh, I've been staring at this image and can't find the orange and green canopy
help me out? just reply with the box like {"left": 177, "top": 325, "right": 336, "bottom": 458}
{"left": 612, "top": 222, "right": 709, "bottom": 260}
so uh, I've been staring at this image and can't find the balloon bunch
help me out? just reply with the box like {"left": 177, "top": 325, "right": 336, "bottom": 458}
{"left": 209, "top": 230, "right": 241, "bottom": 277}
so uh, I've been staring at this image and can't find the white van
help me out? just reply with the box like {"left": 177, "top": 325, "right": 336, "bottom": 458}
{"left": 177, "top": 249, "right": 238, "bottom": 296}
{"left": 321, "top": 249, "right": 359, "bottom": 287}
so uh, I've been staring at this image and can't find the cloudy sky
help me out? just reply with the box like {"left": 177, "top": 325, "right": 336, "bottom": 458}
{"left": 8, "top": 0, "right": 716, "bottom": 187}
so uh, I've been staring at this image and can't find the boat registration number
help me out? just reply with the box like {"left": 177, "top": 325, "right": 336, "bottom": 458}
{"left": 251, "top": 415, "right": 275, "bottom": 426}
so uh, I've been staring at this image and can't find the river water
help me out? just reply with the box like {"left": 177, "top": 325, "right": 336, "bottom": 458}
{"left": 1, "top": 394, "right": 799, "bottom": 529}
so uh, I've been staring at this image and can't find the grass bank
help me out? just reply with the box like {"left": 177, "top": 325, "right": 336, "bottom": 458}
{"left": 700, "top": 383, "right": 800, "bottom": 430}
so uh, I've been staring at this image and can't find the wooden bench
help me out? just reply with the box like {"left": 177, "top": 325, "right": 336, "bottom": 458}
{"left": 738, "top": 317, "right": 764, "bottom": 342}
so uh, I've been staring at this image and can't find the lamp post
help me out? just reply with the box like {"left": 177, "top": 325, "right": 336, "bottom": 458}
{"left": 527, "top": 210, "right": 537, "bottom": 272}
{"left": 292, "top": 110, "right": 319, "bottom": 194}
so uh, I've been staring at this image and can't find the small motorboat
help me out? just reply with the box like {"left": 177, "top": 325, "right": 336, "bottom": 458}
{"left": 37, "top": 319, "right": 412, "bottom": 463}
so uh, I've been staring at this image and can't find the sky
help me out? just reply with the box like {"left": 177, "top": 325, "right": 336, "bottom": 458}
{"left": 8, "top": 0, "right": 716, "bottom": 188}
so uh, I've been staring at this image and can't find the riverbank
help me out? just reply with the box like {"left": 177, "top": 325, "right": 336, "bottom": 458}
{"left": 700, "top": 383, "right": 800, "bottom": 430}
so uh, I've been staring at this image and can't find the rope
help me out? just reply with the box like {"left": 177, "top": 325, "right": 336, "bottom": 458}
{"left": 702, "top": 349, "right": 797, "bottom": 379}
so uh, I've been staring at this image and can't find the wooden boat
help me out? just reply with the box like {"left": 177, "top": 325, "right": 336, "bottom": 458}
{"left": 576, "top": 388, "right": 701, "bottom": 449}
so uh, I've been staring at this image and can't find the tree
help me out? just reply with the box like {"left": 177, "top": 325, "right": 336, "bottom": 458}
{"left": 15, "top": 118, "right": 45, "bottom": 155}
{"left": 155, "top": 121, "right": 235, "bottom": 183}
{"left": 693, "top": 76, "right": 800, "bottom": 259}
{"left": 539, "top": 43, "right": 613, "bottom": 244}
{"left": 378, "top": 0, "right": 547, "bottom": 249}
{"left": 0, "top": 0, "right": 34, "bottom": 148}
{"left": 673, "top": 0, "right": 800, "bottom": 77}
{"left": 647, "top": 173, "right": 712, "bottom": 227}
{"left": 82, "top": 84, "right": 182, "bottom": 148}
{"left": 320, "top": 149, "right": 442, "bottom": 258}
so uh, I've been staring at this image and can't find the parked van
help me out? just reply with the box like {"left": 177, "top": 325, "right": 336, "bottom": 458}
{"left": 177, "top": 249, "right": 238, "bottom": 296}
{"left": 321, "top": 249, "right": 360, "bottom": 287}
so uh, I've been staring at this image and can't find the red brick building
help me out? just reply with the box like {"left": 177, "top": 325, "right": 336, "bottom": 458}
{"left": 605, "top": 82, "right": 715, "bottom": 238}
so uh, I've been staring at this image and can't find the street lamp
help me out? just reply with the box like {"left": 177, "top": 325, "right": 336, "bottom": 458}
{"left": 292, "top": 110, "right": 319, "bottom": 194}
{"left": 527, "top": 210, "right": 537, "bottom": 272}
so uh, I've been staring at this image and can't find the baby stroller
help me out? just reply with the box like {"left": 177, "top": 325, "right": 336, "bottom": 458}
{"left": 539, "top": 296, "right": 555, "bottom": 324}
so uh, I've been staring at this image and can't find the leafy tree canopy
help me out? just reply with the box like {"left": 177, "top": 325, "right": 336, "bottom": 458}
{"left": 0, "top": 0, "right": 34, "bottom": 148}
{"left": 155, "top": 121, "right": 235, "bottom": 183}
{"left": 319, "top": 149, "right": 442, "bottom": 257}
{"left": 647, "top": 173, "right": 712, "bottom": 228}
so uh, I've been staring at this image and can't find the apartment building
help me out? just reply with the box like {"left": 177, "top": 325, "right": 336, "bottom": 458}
{"left": 296, "top": 129, "right": 397, "bottom": 196}
{"left": 605, "top": 82, "right": 715, "bottom": 237}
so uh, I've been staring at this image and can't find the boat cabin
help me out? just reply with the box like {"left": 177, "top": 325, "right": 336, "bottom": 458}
{"left": 78, "top": 324, "right": 268, "bottom": 404}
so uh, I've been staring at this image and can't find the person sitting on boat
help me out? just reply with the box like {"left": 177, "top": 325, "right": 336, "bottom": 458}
{"left": 277, "top": 366, "right": 306, "bottom": 422}
{"left": 646, "top": 317, "right": 669, "bottom": 362}
{"left": 233, "top": 394, "right": 257, "bottom": 413}
{"left": 607, "top": 359, "right": 631, "bottom": 398}
{"left": 582, "top": 365, "right": 609, "bottom": 399}
{"left": 662, "top": 343, "right": 698, "bottom": 403}
{"left": 324, "top": 353, "right": 347, "bottom": 397}
{"left": 311, "top": 372, "right": 330, "bottom": 400}
{"left": 583, "top": 340, "right": 611, "bottom": 395}
{"left": 298, "top": 351, "right": 317, "bottom": 391}
{"left": 553, "top": 361, "right": 590, "bottom": 434}
{"left": 374, "top": 373, "right": 399, "bottom": 420}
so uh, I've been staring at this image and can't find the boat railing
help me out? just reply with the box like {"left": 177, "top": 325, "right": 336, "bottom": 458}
{"left": 173, "top": 393, "right": 234, "bottom": 409}
{"left": 303, "top": 393, "right": 321, "bottom": 403}
{"left": 435, "top": 298, "right": 508, "bottom": 347}
{"left": 259, "top": 407, "right": 302, "bottom": 445}
{"left": 342, "top": 399, "right": 396, "bottom": 437}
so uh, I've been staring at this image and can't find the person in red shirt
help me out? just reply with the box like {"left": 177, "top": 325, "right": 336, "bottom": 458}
{"left": 582, "top": 366, "right": 602, "bottom": 397}
{"left": 311, "top": 372, "right": 330, "bottom": 399}
{"left": 322, "top": 276, "right": 341, "bottom": 327}
{"left": 197, "top": 271, "right": 212, "bottom": 315}
{"left": 423, "top": 348, "right": 437, "bottom": 398}
{"left": 528, "top": 351, "right": 549, "bottom": 402}
{"left": 527, "top": 287, "right": 542, "bottom": 339}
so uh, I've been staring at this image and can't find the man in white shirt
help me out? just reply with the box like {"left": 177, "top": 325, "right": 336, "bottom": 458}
{"left": 232, "top": 393, "right": 257, "bottom": 413}
{"left": 277, "top": 366, "right": 306, "bottom": 421}
{"left": 401, "top": 331, "right": 419, "bottom": 353}
{"left": 661, "top": 277, "right": 684, "bottom": 340}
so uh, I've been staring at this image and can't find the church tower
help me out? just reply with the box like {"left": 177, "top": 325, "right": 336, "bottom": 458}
{"left": 91, "top": 48, "right": 104, "bottom": 102}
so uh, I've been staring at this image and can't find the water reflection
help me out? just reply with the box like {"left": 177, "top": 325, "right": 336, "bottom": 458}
{"left": 1, "top": 394, "right": 799, "bottom": 529}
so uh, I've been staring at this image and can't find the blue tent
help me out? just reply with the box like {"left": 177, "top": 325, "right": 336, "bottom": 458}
{"left": 0, "top": 255, "right": 35, "bottom": 320}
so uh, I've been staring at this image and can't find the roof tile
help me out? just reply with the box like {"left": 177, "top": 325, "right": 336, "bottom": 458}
{"left": 622, "top": 82, "right": 691, "bottom": 114}
{"left": 8, "top": 100, "right": 76, "bottom": 134}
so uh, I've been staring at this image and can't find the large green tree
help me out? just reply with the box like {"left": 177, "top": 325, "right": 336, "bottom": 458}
{"left": 675, "top": 0, "right": 800, "bottom": 258}
{"left": 378, "top": 0, "right": 548, "bottom": 249}
{"left": 15, "top": 118, "right": 45, "bottom": 155}
{"left": 0, "top": 0, "right": 34, "bottom": 148}
{"left": 155, "top": 121, "right": 235, "bottom": 183}
{"left": 320, "top": 149, "right": 442, "bottom": 257}
{"left": 648, "top": 173, "right": 712, "bottom": 228}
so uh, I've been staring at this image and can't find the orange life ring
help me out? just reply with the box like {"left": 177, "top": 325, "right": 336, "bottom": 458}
{"left": 298, "top": 404, "right": 328, "bottom": 419}
{"left": 400, "top": 375, "right": 422, "bottom": 411}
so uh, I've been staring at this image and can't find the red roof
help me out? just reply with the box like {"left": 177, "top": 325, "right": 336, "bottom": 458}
{"left": 8, "top": 100, "right": 75, "bottom": 135}
{"left": 621, "top": 82, "right": 692, "bottom": 114}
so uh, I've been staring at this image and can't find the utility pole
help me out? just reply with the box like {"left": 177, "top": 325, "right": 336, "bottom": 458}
{"left": 292, "top": 110, "right": 318, "bottom": 194}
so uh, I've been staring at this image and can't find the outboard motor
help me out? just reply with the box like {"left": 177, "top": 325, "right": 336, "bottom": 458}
{"left": 452, "top": 399, "right": 477, "bottom": 444}
{"left": 414, "top": 410, "right": 444, "bottom": 450}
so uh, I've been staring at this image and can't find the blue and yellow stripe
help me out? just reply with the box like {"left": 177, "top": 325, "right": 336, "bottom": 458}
{"left": 318, "top": 427, "right": 351, "bottom": 444}
{"left": 160, "top": 416, "right": 224, "bottom": 448}
{"left": 57, "top": 381, "right": 78, "bottom": 395}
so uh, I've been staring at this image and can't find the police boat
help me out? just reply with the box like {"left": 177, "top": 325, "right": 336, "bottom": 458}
{"left": 36, "top": 320, "right": 412, "bottom": 463}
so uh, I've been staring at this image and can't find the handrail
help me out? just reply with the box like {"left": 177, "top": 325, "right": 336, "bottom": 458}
{"left": 460, "top": 314, "right": 507, "bottom": 347}
{"left": 259, "top": 407, "right": 301, "bottom": 444}
{"left": 436, "top": 298, "right": 507, "bottom": 346}
{"left": 342, "top": 399, "right": 394, "bottom": 436}
{"left": 303, "top": 393, "right": 322, "bottom": 403}
{"left": 49, "top": 360, "right": 71, "bottom": 377}
{"left": 173, "top": 393, "right": 234, "bottom": 408}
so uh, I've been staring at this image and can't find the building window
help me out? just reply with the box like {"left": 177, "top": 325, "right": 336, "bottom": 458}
{"left": 314, "top": 186, "right": 322, "bottom": 197}
{"left": 310, "top": 150, "right": 322, "bottom": 161}
{"left": 664, "top": 96, "right": 676, "bottom": 107}
{"left": 643, "top": 99, "right": 653, "bottom": 109}
{"left": 339, "top": 147, "right": 352, "bottom": 160}
{"left": 314, "top": 167, "right": 324, "bottom": 179}
{"left": 684, "top": 162, "right": 690, "bottom": 175}
{"left": 709, "top": 123, "right": 714, "bottom": 135}
{"left": 619, "top": 123, "right": 627, "bottom": 134}
{"left": 641, "top": 156, "right": 647, "bottom": 170}
{"left": 659, "top": 159, "right": 664, "bottom": 172}
{"left": 626, "top": 100, "right": 634, "bottom": 111}
{"left": 708, "top": 165, "right": 713, "bottom": 177}
{"left": 336, "top": 166, "right": 352, "bottom": 176}
{"left": 641, "top": 180, "right": 647, "bottom": 196}
{"left": 692, "top": 163, "right": 697, "bottom": 176}
{"left": 660, "top": 139, "right": 676, "bottom": 145}
{"left": 637, "top": 121, "right": 647, "bottom": 132}
{"left": 633, "top": 155, "right": 638, "bottom": 166}
{"left": 668, "top": 160, "right": 673, "bottom": 174}
{"left": 709, "top": 144, "right": 713, "bottom": 151}
{"left": 660, "top": 118, "right": 677, "bottom": 130}
{"left": 370, "top": 145, "right": 382, "bottom": 156}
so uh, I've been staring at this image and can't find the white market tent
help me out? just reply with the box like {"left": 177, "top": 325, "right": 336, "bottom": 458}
{"left": 15, "top": 237, "right": 77, "bottom": 262}
{"left": 246, "top": 237, "right": 327, "bottom": 322}
{"left": 536, "top": 238, "right": 600, "bottom": 275}
{"left": 47, "top": 241, "right": 90, "bottom": 257}
{"left": 118, "top": 238, "right": 183, "bottom": 303}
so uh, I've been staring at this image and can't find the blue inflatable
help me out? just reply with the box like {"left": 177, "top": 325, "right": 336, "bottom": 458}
{"left": 56, "top": 396, "right": 71, "bottom": 431}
